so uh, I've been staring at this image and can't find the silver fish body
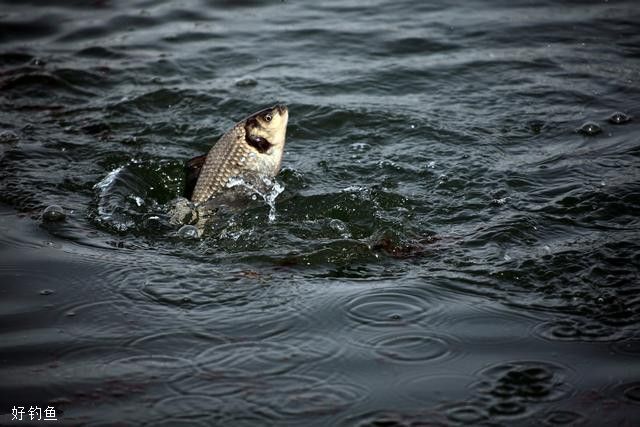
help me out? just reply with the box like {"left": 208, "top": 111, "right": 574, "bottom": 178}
{"left": 187, "top": 104, "right": 288, "bottom": 206}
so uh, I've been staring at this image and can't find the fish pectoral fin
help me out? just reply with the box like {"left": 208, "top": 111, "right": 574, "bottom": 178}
{"left": 184, "top": 154, "right": 207, "bottom": 200}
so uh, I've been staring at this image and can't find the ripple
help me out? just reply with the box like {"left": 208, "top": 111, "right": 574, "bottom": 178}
{"left": 443, "top": 403, "right": 488, "bottom": 424}
{"left": 2, "top": 1, "right": 640, "bottom": 425}
{"left": 0, "top": 16, "right": 59, "bottom": 42}
{"left": 541, "top": 410, "right": 584, "bottom": 426}
{"left": 341, "top": 410, "right": 448, "bottom": 427}
{"left": 60, "top": 298, "right": 167, "bottom": 340}
{"left": 357, "top": 331, "right": 458, "bottom": 363}
{"left": 154, "top": 395, "right": 224, "bottom": 419}
{"left": 611, "top": 337, "right": 640, "bottom": 356}
{"left": 146, "top": 420, "right": 209, "bottom": 427}
{"left": 446, "top": 309, "right": 534, "bottom": 345}
{"left": 167, "top": 369, "right": 249, "bottom": 399}
{"left": 137, "top": 270, "right": 318, "bottom": 339}
{"left": 404, "top": 374, "right": 476, "bottom": 404}
{"left": 110, "top": 354, "right": 194, "bottom": 371}
{"left": 623, "top": 383, "right": 640, "bottom": 403}
{"left": 608, "top": 111, "right": 631, "bottom": 124}
{"left": 196, "top": 335, "right": 340, "bottom": 377}
{"left": 76, "top": 46, "right": 126, "bottom": 59}
{"left": 127, "top": 330, "right": 226, "bottom": 357}
{"left": 344, "top": 287, "right": 434, "bottom": 327}
{"left": 0, "top": 129, "right": 20, "bottom": 143}
{"left": 42, "top": 204, "right": 66, "bottom": 222}
{"left": 92, "top": 161, "right": 183, "bottom": 234}
{"left": 373, "top": 334, "right": 450, "bottom": 362}
{"left": 243, "top": 374, "right": 367, "bottom": 418}
{"left": 475, "top": 360, "right": 572, "bottom": 403}
{"left": 55, "top": 345, "right": 148, "bottom": 381}
{"left": 535, "top": 318, "right": 625, "bottom": 342}
{"left": 576, "top": 122, "right": 602, "bottom": 136}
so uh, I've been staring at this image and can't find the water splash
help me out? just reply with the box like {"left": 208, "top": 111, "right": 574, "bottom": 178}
{"left": 94, "top": 166, "right": 124, "bottom": 193}
{"left": 225, "top": 176, "right": 284, "bottom": 223}
{"left": 93, "top": 166, "right": 133, "bottom": 231}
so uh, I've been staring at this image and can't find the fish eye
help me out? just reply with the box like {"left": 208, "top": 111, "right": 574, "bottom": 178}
{"left": 264, "top": 113, "right": 272, "bottom": 122}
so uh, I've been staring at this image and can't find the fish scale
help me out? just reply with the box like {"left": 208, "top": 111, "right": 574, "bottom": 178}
{"left": 191, "top": 125, "right": 253, "bottom": 204}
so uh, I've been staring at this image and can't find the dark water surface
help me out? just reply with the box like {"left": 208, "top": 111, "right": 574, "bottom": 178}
{"left": 2, "top": 0, "right": 640, "bottom": 425}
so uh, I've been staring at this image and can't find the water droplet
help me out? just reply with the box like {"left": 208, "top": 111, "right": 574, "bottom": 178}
{"left": 491, "top": 197, "right": 508, "bottom": 206}
{"left": 40, "top": 289, "right": 54, "bottom": 296}
{"left": 42, "top": 205, "right": 66, "bottom": 222}
{"left": 131, "top": 195, "right": 144, "bottom": 206}
{"left": 576, "top": 122, "right": 601, "bottom": 136}
{"left": 177, "top": 225, "right": 199, "bottom": 239}
{"left": 608, "top": 111, "right": 631, "bottom": 124}
{"left": 329, "top": 218, "right": 347, "bottom": 233}
{"left": 350, "top": 142, "right": 371, "bottom": 151}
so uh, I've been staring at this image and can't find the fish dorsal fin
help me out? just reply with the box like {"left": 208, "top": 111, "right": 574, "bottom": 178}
{"left": 184, "top": 154, "right": 207, "bottom": 200}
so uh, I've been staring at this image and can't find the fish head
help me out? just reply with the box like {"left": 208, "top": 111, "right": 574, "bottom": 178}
{"left": 243, "top": 104, "right": 288, "bottom": 155}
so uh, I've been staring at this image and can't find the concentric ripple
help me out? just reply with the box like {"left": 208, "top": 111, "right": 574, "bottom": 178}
{"left": 153, "top": 395, "right": 225, "bottom": 420}
{"left": 535, "top": 318, "right": 625, "bottom": 342}
{"left": 404, "top": 374, "right": 477, "bottom": 404}
{"left": 344, "top": 287, "right": 435, "bottom": 327}
{"left": 242, "top": 374, "right": 368, "bottom": 419}
{"left": 356, "top": 330, "right": 459, "bottom": 364}
{"left": 195, "top": 336, "right": 340, "bottom": 377}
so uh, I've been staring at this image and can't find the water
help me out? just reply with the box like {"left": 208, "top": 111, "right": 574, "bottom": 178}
{"left": 1, "top": 0, "right": 640, "bottom": 424}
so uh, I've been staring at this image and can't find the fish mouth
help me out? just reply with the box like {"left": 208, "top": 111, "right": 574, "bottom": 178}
{"left": 274, "top": 104, "right": 288, "bottom": 115}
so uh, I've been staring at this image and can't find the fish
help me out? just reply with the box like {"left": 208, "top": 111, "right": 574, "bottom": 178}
{"left": 185, "top": 104, "right": 288, "bottom": 206}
